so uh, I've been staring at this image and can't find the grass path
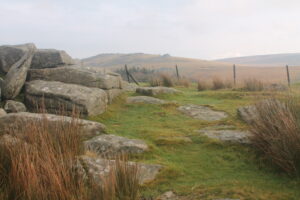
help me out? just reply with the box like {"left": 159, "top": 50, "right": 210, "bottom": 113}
{"left": 90, "top": 88, "right": 300, "bottom": 199}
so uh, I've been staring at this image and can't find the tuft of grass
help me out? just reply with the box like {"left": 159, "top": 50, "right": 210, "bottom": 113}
{"left": 250, "top": 97, "right": 300, "bottom": 176}
{"left": 197, "top": 80, "right": 209, "bottom": 91}
{"left": 212, "top": 77, "right": 227, "bottom": 90}
{"left": 149, "top": 76, "right": 162, "bottom": 87}
{"left": 160, "top": 74, "right": 175, "bottom": 87}
{"left": 242, "top": 78, "right": 264, "bottom": 91}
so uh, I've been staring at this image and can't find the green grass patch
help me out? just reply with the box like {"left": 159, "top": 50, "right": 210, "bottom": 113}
{"left": 89, "top": 88, "right": 300, "bottom": 199}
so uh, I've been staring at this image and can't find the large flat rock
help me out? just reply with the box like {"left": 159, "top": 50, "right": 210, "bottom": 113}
{"left": 25, "top": 80, "right": 108, "bottom": 116}
{"left": 84, "top": 134, "right": 149, "bottom": 157}
{"left": 0, "top": 112, "right": 106, "bottom": 138}
{"left": 27, "top": 66, "right": 123, "bottom": 89}
{"left": 178, "top": 104, "right": 228, "bottom": 121}
{"left": 127, "top": 96, "right": 167, "bottom": 104}
{"left": 30, "top": 49, "right": 74, "bottom": 69}
{"left": 197, "top": 129, "right": 251, "bottom": 144}
{"left": 2, "top": 44, "right": 36, "bottom": 99}
{"left": 136, "top": 87, "right": 180, "bottom": 96}
{"left": 80, "top": 156, "right": 162, "bottom": 185}
{"left": 0, "top": 43, "right": 36, "bottom": 73}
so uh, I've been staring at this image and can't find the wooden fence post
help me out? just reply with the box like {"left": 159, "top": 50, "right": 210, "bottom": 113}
{"left": 286, "top": 65, "right": 291, "bottom": 87}
{"left": 175, "top": 65, "right": 180, "bottom": 80}
{"left": 233, "top": 64, "right": 236, "bottom": 86}
{"left": 125, "top": 64, "right": 130, "bottom": 83}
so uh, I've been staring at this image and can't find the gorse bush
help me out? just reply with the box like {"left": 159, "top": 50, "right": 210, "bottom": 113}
{"left": 0, "top": 114, "right": 140, "bottom": 200}
{"left": 250, "top": 97, "right": 300, "bottom": 176}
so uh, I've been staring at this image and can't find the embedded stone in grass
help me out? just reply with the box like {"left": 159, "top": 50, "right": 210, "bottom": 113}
{"left": 197, "top": 129, "right": 251, "bottom": 144}
{"left": 154, "top": 136, "right": 192, "bottom": 145}
{"left": 79, "top": 155, "right": 163, "bottom": 185}
{"left": 127, "top": 96, "right": 167, "bottom": 105}
{"left": 84, "top": 134, "right": 149, "bottom": 157}
{"left": 136, "top": 86, "right": 180, "bottom": 96}
{"left": 178, "top": 104, "right": 228, "bottom": 121}
{"left": 156, "top": 191, "right": 179, "bottom": 200}
{"left": 4, "top": 100, "right": 27, "bottom": 113}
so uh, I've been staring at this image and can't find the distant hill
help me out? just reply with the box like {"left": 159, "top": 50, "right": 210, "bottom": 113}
{"left": 81, "top": 53, "right": 300, "bottom": 83}
{"left": 81, "top": 53, "right": 230, "bottom": 69}
{"left": 216, "top": 53, "right": 300, "bottom": 66}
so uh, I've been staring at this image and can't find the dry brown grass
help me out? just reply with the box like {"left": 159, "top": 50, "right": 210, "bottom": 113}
{"left": 250, "top": 97, "right": 300, "bottom": 176}
{"left": 149, "top": 76, "right": 162, "bottom": 87}
{"left": 211, "top": 77, "right": 230, "bottom": 90}
{"left": 0, "top": 113, "right": 140, "bottom": 200}
{"left": 197, "top": 80, "right": 209, "bottom": 91}
{"left": 242, "top": 78, "right": 264, "bottom": 91}
{"left": 177, "top": 78, "right": 190, "bottom": 88}
{"left": 160, "top": 74, "right": 175, "bottom": 87}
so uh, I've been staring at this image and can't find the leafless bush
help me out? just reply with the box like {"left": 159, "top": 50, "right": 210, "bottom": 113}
{"left": 250, "top": 97, "right": 300, "bottom": 176}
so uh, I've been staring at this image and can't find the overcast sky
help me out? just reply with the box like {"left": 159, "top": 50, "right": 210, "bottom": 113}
{"left": 1, "top": 0, "right": 300, "bottom": 59}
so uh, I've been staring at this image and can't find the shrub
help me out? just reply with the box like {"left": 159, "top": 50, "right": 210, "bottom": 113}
{"left": 212, "top": 77, "right": 226, "bottom": 90}
{"left": 197, "top": 80, "right": 209, "bottom": 91}
{"left": 243, "top": 78, "right": 264, "bottom": 91}
{"left": 250, "top": 97, "right": 300, "bottom": 176}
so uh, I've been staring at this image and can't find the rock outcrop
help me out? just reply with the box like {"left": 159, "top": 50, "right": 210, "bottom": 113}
{"left": 25, "top": 80, "right": 108, "bottom": 116}
{"left": 0, "top": 112, "right": 106, "bottom": 138}
{"left": 27, "top": 66, "right": 123, "bottom": 89}
{"left": 127, "top": 96, "right": 167, "bottom": 105}
{"left": 0, "top": 43, "right": 35, "bottom": 73}
{"left": 197, "top": 129, "right": 251, "bottom": 144}
{"left": 30, "top": 49, "right": 74, "bottom": 69}
{"left": 136, "top": 87, "right": 180, "bottom": 96}
{"left": 84, "top": 134, "right": 149, "bottom": 157}
{"left": 105, "top": 89, "right": 123, "bottom": 104}
{"left": 178, "top": 104, "right": 228, "bottom": 121}
{"left": 2, "top": 43, "right": 36, "bottom": 99}
{"left": 4, "top": 100, "right": 26, "bottom": 113}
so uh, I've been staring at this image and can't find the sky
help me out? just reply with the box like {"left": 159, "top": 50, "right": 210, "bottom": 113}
{"left": 1, "top": 0, "right": 300, "bottom": 59}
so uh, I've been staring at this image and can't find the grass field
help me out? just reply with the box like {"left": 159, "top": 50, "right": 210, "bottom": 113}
{"left": 90, "top": 86, "right": 300, "bottom": 199}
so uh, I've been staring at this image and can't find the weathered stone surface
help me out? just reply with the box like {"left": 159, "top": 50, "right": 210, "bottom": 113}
{"left": 197, "top": 129, "right": 251, "bottom": 144}
{"left": 27, "top": 66, "right": 123, "bottom": 89}
{"left": 4, "top": 100, "right": 26, "bottom": 113}
{"left": 0, "top": 109, "right": 7, "bottom": 117}
{"left": 0, "top": 43, "right": 35, "bottom": 73}
{"left": 136, "top": 87, "right": 180, "bottom": 96}
{"left": 0, "top": 112, "right": 106, "bottom": 138}
{"left": 122, "top": 81, "right": 138, "bottom": 92}
{"left": 25, "top": 80, "right": 108, "bottom": 116}
{"left": 127, "top": 96, "right": 167, "bottom": 105}
{"left": 80, "top": 156, "right": 162, "bottom": 185}
{"left": 2, "top": 44, "right": 36, "bottom": 100}
{"left": 105, "top": 89, "right": 123, "bottom": 104}
{"left": 84, "top": 134, "right": 148, "bottom": 157}
{"left": 30, "top": 49, "right": 74, "bottom": 69}
{"left": 156, "top": 191, "right": 179, "bottom": 200}
{"left": 237, "top": 105, "right": 258, "bottom": 124}
{"left": 178, "top": 104, "right": 228, "bottom": 121}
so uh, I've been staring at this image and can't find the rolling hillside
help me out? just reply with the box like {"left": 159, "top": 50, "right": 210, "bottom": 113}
{"left": 216, "top": 53, "right": 300, "bottom": 66}
{"left": 82, "top": 53, "right": 300, "bottom": 83}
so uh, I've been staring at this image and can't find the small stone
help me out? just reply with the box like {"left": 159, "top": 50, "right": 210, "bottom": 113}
{"left": 156, "top": 191, "right": 179, "bottom": 200}
{"left": 4, "top": 100, "right": 27, "bottom": 113}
